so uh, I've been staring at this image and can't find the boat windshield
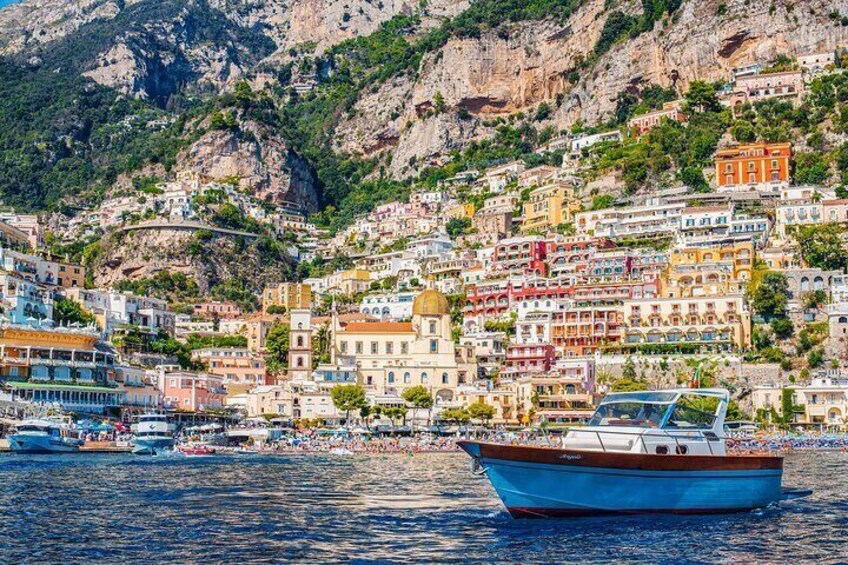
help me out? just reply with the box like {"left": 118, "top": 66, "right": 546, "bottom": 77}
{"left": 17, "top": 425, "right": 51, "bottom": 433}
{"left": 662, "top": 394, "right": 722, "bottom": 429}
{"left": 587, "top": 401, "right": 670, "bottom": 428}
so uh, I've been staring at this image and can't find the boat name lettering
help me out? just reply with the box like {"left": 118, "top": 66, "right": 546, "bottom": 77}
{"left": 559, "top": 454, "right": 583, "bottom": 461}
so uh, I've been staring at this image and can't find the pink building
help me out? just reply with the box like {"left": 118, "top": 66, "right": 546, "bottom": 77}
{"left": 162, "top": 371, "right": 225, "bottom": 411}
{"left": 192, "top": 347, "right": 270, "bottom": 387}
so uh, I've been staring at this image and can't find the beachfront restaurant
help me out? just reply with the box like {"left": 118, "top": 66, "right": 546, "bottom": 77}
{"left": 5, "top": 381, "right": 123, "bottom": 415}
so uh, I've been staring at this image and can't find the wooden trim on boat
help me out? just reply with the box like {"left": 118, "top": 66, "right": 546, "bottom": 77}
{"left": 461, "top": 441, "right": 783, "bottom": 471}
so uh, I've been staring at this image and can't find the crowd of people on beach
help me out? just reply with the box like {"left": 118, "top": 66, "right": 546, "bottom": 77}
{"left": 728, "top": 433, "right": 848, "bottom": 453}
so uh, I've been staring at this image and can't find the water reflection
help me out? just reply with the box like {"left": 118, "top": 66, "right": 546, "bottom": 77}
{"left": 0, "top": 451, "right": 845, "bottom": 563}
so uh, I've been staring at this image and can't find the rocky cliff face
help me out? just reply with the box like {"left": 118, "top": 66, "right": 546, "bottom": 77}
{"left": 336, "top": 0, "right": 848, "bottom": 174}
{"left": 93, "top": 228, "right": 295, "bottom": 291}
{"left": 176, "top": 119, "right": 319, "bottom": 209}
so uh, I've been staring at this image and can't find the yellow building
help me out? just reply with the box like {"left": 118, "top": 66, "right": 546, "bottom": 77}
{"left": 521, "top": 181, "right": 575, "bottom": 233}
{"left": 622, "top": 295, "right": 751, "bottom": 350}
{"left": 262, "top": 283, "right": 312, "bottom": 313}
{"left": 326, "top": 269, "right": 372, "bottom": 296}
{"left": 332, "top": 290, "right": 475, "bottom": 404}
{"left": 445, "top": 202, "right": 476, "bottom": 219}
{"left": 456, "top": 388, "right": 517, "bottom": 425}
{"left": 663, "top": 242, "right": 754, "bottom": 298}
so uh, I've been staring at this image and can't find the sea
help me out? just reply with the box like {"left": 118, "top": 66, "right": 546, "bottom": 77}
{"left": 0, "top": 0, "right": 19, "bottom": 9}
{"left": 0, "top": 450, "right": 845, "bottom": 564}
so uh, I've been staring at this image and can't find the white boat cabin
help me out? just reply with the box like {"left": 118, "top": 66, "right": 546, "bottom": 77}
{"left": 562, "top": 389, "right": 729, "bottom": 456}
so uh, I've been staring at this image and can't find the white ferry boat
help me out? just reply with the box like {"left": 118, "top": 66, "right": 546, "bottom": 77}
{"left": 8, "top": 418, "right": 84, "bottom": 453}
{"left": 131, "top": 413, "right": 176, "bottom": 455}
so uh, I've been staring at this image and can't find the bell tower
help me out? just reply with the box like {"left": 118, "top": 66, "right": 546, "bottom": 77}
{"left": 288, "top": 308, "right": 313, "bottom": 381}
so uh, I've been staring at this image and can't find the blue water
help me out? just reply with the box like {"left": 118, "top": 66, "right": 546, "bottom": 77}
{"left": 0, "top": 0, "right": 20, "bottom": 9}
{"left": 0, "top": 451, "right": 844, "bottom": 563}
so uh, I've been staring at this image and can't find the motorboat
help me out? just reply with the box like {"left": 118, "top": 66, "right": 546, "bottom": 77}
{"left": 180, "top": 445, "right": 216, "bottom": 457}
{"left": 131, "top": 413, "right": 176, "bottom": 455}
{"left": 459, "top": 389, "right": 784, "bottom": 518}
{"left": 8, "top": 418, "right": 84, "bottom": 453}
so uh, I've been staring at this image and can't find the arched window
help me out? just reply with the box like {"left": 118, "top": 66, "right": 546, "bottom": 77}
{"left": 442, "top": 372, "right": 449, "bottom": 384}
{"left": 296, "top": 336, "right": 304, "bottom": 347}
{"left": 388, "top": 371, "right": 395, "bottom": 384}
{"left": 403, "top": 372, "right": 411, "bottom": 384}
{"left": 297, "top": 357, "right": 304, "bottom": 367}
{"left": 421, "top": 372, "right": 428, "bottom": 384}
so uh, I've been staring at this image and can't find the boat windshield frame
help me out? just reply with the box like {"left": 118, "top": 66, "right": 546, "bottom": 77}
{"left": 587, "top": 390, "right": 728, "bottom": 430}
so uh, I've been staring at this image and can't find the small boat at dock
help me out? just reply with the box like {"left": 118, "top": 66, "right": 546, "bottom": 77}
{"left": 459, "top": 389, "right": 784, "bottom": 518}
{"left": 180, "top": 445, "right": 216, "bottom": 457}
{"left": 8, "top": 418, "right": 84, "bottom": 453}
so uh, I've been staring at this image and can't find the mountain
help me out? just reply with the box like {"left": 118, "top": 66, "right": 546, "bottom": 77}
{"left": 0, "top": 0, "right": 845, "bottom": 215}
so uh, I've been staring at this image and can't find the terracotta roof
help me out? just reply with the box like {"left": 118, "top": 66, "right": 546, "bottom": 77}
{"left": 342, "top": 322, "right": 415, "bottom": 334}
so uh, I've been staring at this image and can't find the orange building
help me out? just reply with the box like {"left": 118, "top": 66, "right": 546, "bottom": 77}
{"left": 715, "top": 142, "right": 791, "bottom": 189}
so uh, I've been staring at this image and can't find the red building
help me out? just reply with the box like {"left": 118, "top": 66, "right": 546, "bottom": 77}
{"left": 552, "top": 306, "right": 623, "bottom": 357}
{"left": 503, "top": 343, "right": 557, "bottom": 380}
{"left": 491, "top": 236, "right": 548, "bottom": 278}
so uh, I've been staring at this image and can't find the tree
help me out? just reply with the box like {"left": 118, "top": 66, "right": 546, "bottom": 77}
{"left": 439, "top": 407, "right": 470, "bottom": 425}
{"left": 433, "top": 91, "right": 446, "bottom": 113}
{"left": 330, "top": 384, "right": 367, "bottom": 424}
{"left": 807, "top": 348, "right": 825, "bottom": 369}
{"left": 266, "top": 305, "right": 287, "bottom": 315}
{"left": 53, "top": 296, "right": 96, "bottom": 326}
{"left": 445, "top": 217, "right": 471, "bottom": 238}
{"left": 802, "top": 290, "right": 829, "bottom": 311}
{"left": 796, "top": 224, "right": 848, "bottom": 271}
{"left": 684, "top": 80, "right": 720, "bottom": 113}
{"left": 622, "top": 356, "right": 638, "bottom": 379}
{"left": 402, "top": 385, "right": 434, "bottom": 424}
{"left": 770, "top": 318, "right": 794, "bottom": 341}
{"left": 383, "top": 405, "right": 408, "bottom": 425}
{"left": 749, "top": 272, "right": 789, "bottom": 320}
{"left": 265, "top": 323, "right": 290, "bottom": 374}
{"left": 467, "top": 401, "right": 496, "bottom": 425}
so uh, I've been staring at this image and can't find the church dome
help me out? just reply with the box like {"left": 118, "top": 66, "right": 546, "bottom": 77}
{"left": 412, "top": 289, "right": 451, "bottom": 316}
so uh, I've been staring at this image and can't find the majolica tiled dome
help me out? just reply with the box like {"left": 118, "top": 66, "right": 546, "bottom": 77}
{"left": 412, "top": 289, "right": 450, "bottom": 316}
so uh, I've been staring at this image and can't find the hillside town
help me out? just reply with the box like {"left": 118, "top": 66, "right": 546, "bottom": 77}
{"left": 2, "top": 49, "right": 848, "bottom": 434}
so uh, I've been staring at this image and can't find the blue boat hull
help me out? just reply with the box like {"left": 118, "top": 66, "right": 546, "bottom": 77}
{"left": 460, "top": 442, "right": 783, "bottom": 518}
{"left": 8, "top": 434, "right": 81, "bottom": 453}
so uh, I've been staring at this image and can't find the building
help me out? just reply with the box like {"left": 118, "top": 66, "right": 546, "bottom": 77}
{"left": 332, "top": 290, "right": 475, "bottom": 405}
{"left": 0, "top": 325, "right": 120, "bottom": 415}
{"left": 65, "top": 288, "right": 175, "bottom": 335}
{"left": 193, "top": 301, "right": 242, "bottom": 320}
{"left": 798, "top": 52, "right": 835, "bottom": 76}
{"left": 628, "top": 102, "right": 687, "bottom": 136}
{"left": 262, "top": 283, "right": 312, "bottom": 313}
{"left": 288, "top": 309, "right": 313, "bottom": 381}
{"left": 490, "top": 236, "right": 548, "bottom": 278}
{"left": 663, "top": 242, "right": 754, "bottom": 298}
{"left": 503, "top": 343, "right": 556, "bottom": 380}
{"left": 752, "top": 374, "right": 848, "bottom": 427}
{"left": 472, "top": 209, "right": 513, "bottom": 245}
{"left": 621, "top": 295, "right": 751, "bottom": 351}
{"left": 162, "top": 371, "right": 226, "bottom": 412}
{"left": 192, "top": 348, "right": 269, "bottom": 389}
{"left": 56, "top": 261, "right": 86, "bottom": 289}
{"left": 715, "top": 142, "right": 791, "bottom": 191}
{"left": 515, "top": 358, "right": 596, "bottom": 423}
{"left": 521, "top": 182, "right": 573, "bottom": 234}
{"left": 575, "top": 202, "right": 684, "bottom": 241}
{"left": 724, "top": 71, "right": 805, "bottom": 106}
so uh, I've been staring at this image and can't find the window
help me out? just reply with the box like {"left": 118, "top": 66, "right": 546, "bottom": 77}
{"left": 296, "top": 336, "right": 304, "bottom": 347}
{"left": 386, "top": 342, "right": 393, "bottom": 355}
{"left": 403, "top": 372, "right": 411, "bottom": 384}
{"left": 371, "top": 341, "right": 378, "bottom": 354}
{"left": 355, "top": 341, "right": 363, "bottom": 354}
{"left": 340, "top": 342, "right": 348, "bottom": 354}
{"left": 442, "top": 372, "right": 449, "bottom": 384}
{"left": 401, "top": 342, "right": 409, "bottom": 354}
{"left": 429, "top": 320, "right": 437, "bottom": 334}
{"left": 388, "top": 371, "right": 395, "bottom": 384}
{"left": 430, "top": 339, "right": 438, "bottom": 353}
{"left": 421, "top": 372, "right": 428, "bottom": 384}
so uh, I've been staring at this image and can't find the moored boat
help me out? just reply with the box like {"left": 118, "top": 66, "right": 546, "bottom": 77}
{"left": 8, "top": 418, "right": 84, "bottom": 453}
{"left": 459, "top": 388, "right": 784, "bottom": 518}
{"left": 180, "top": 445, "right": 216, "bottom": 457}
{"left": 131, "top": 413, "right": 176, "bottom": 455}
